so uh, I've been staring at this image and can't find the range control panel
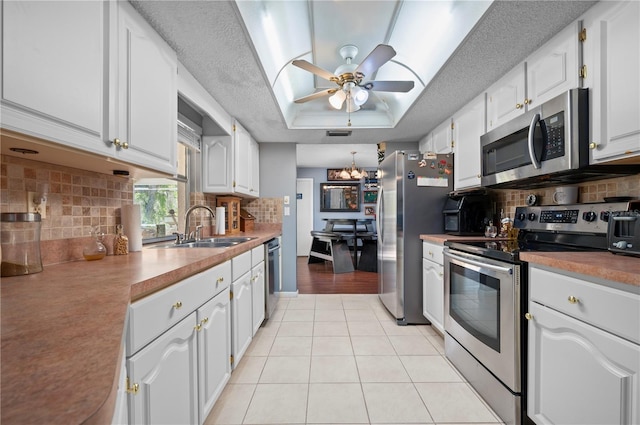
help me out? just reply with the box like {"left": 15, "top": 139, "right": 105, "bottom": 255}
{"left": 514, "top": 201, "right": 635, "bottom": 234}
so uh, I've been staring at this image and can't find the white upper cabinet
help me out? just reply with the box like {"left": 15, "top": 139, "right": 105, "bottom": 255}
{"left": 418, "top": 133, "right": 431, "bottom": 154}
{"left": 113, "top": 1, "right": 177, "bottom": 175}
{"left": 452, "top": 93, "right": 486, "bottom": 190}
{"left": 526, "top": 22, "right": 582, "bottom": 108}
{"left": 1, "top": 1, "right": 112, "bottom": 155}
{"left": 202, "top": 136, "right": 234, "bottom": 193}
{"left": 431, "top": 119, "right": 453, "bottom": 154}
{"left": 1, "top": 1, "right": 178, "bottom": 175}
{"left": 233, "top": 122, "right": 252, "bottom": 196}
{"left": 583, "top": 0, "right": 640, "bottom": 163}
{"left": 487, "top": 22, "right": 582, "bottom": 131}
{"left": 250, "top": 137, "right": 260, "bottom": 197}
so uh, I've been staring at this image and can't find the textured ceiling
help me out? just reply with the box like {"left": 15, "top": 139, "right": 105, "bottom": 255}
{"left": 129, "top": 0, "right": 596, "bottom": 166}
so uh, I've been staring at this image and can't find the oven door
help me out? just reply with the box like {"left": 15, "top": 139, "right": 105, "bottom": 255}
{"left": 444, "top": 248, "right": 521, "bottom": 392}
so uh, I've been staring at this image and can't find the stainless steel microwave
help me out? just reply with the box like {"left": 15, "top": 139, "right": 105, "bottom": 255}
{"left": 481, "top": 88, "right": 590, "bottom": 188}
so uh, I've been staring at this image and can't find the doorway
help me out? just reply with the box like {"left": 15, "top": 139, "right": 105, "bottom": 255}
{"left": 296, "top": 178, "right": 313, "bottom": 256}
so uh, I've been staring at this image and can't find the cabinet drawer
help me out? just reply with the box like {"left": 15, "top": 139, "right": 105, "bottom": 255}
{"left": 127, "top": 261, "right": 231, "bottom": 355}
{"left": 422, "top": 241, "right": 444, "bottom": 265}
{"left": 252, "top": 245, "right": 264, "bottom": 266}
{"left": 232, "top": 250, "right": 252, "bottom": 280}
{"left": 529, "top": 267, "right": 640, "bottom": 344}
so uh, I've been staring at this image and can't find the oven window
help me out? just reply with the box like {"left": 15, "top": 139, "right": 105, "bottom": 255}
{"left": 449, "top": 263, "right": 500, "bottom": 352}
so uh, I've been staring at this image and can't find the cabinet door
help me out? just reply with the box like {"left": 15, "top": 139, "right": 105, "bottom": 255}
{"left": 453, "top": 94, "right": 485, "bottom": 190}
{"left": 198, "top": 288, "right": 231, "bottom": 422}
{"left": 231, "top": 272, "right": 253, "bottom": 368}
{"left": 251, "top": 261, "right": 266, "bottom": 335}
{"left": 584, "top": 1, "right": 640, "bottom": 163}
{"left": 249, "top": 137, "right": 260, "bottom": 197}
{"left": 418, "top": 133, "right": 432, "bottom": 154}
{"left": 233, "top": 121, "right": 251, "bottom": 196}
{"left": 422, "top": 259, "right": 444, "bottom": 334}
{"left": 431, "top": 119, "right": 453, "bottom": 154}
{"left": 527, "top": 302, "right": 640, "bottom": 425}
{"left": 526, "top": 22, "right": 581, "bottom": 108}
{"left": 115, "top": 1, "right": 177, "bottom": 175}
{"left": 127, "top": 313, "right": 199, "bottom": 425}
{"left": 202, "top": 136, "right": 233, "bottom": 193}
{"left": 486, "top": 63, "right": 526, "bottom": 131}
{"left": 1, "top": 1, "right": 111, "bottom": 154}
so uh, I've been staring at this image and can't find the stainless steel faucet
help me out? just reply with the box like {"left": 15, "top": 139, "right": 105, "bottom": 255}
{"left": 184, "top": 205, "right": 216, "bottom": 241}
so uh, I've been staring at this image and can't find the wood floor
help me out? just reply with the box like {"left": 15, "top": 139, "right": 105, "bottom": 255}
{"left": 296, "top": 256, "right": 378, "bottom": 294}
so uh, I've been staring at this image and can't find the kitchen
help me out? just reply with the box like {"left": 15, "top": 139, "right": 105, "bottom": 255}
{"left": 1, "top": 1, "right": 640, "bottom": 424}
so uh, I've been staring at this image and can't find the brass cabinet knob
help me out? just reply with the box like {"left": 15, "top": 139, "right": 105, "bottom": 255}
{"left": 173, "top": 301, "right": 183, "bottom": 309}
{"left": 428, "top": 251, "right": 433, "bottom": 257}
{"left": 202, "top": 317, "right": 209, "bottom": 324}
{"left": 216, "top": 277, "right": 224, "bottom": 283}
{"left": 126, "top": 377, "right": 139, "bottom": 394}
{"left": 589, "top": 142, "right": 599, "bottom": 150}
{"left": 515, "top": 103, "right": 523, "bottom": 109}
{"left": 525, "top": 312, "right": 533, "bottom": 320}
{"left": 568, "top": 295, "right": 580, "bottom": 304}
{"left": 194, "top": 323, "right": 202, "bottom": 331}
{"left": 524, "top": 98, "right": 531, "bottom": 105}
{"left": 113, "top": 138, "right": 129, "bottom": 149}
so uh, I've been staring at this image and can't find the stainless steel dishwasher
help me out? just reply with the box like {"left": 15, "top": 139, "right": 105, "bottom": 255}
{"left": 264, "top": 237, "right": 280, "bottom": 320}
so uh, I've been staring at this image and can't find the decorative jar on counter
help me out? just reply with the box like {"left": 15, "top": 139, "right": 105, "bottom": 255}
{"left": 83, "top": 227, "right": 107, "bottom": 261}
{"left": 1, "top": 212, "right": 43, "bottom": 276}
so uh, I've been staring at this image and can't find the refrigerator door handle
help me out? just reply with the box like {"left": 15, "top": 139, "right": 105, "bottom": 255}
{"left": 376, "top": 187, "right": 384, "bottom": 243}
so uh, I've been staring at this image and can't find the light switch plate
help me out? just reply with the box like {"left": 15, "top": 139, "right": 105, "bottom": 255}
{"left": 284, "top": 206, "right": 290, "bottom": 216}
{"left": 27, "top": 192, "right": 47, "bottom": 218}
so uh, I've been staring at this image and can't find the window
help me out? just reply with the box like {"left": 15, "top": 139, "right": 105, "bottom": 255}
{"left": 134, "top": 111, "right": 201, "bottom": 243}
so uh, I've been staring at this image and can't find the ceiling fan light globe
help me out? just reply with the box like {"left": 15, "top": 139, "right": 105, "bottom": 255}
{"left": 329, "top": 90, "right": 346, "bottom": 109}
{"left": 352, "top": 86, "right": 369, "bottom": 106}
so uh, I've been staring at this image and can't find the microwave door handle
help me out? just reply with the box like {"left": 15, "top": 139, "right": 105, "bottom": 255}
{"left": 527, "top": 113, "right": 542, "bottom": 169}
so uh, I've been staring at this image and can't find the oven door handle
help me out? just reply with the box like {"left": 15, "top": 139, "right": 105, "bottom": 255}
{"left": 527, "top": 112, "right": 542, "bottom": 169}
{"left": 445, "top": 250, "right": 513, "bottom": 275}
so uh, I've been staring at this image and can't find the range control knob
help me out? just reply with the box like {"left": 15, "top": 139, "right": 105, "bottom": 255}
{"left": 600, "top": 211, "right": 611, "bottom": 222}
{"left": 582, "top": 211, "right": 597, "bottom": 222}
{"left": 528, "top": 213, "right": 537, "bottom": 221}
{"left": 517, "top": 212, "right": 526, "bottom": 222}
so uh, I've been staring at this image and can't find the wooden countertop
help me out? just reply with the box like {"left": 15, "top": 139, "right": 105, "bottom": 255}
{"left": 0, "top": 228, "right": 281, "bottom": 424}
{"left": 420, "top": 233, "right": 640, "bottom": 287}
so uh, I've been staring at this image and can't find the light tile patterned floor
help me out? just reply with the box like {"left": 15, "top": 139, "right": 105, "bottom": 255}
{"left": 205, "top": 294, "right": 504, "bottom": 425}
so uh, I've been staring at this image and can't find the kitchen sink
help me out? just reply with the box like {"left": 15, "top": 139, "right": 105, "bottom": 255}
{"left": 153, "top": 236, "right": 257, "bottom": 249}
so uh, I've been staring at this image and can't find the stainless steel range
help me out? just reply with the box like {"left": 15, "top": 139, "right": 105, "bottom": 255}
{"left": 443, "top": 200, "right": 638, "bottom": 425}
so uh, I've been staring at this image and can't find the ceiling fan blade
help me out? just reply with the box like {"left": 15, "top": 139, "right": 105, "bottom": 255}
{"left": 354, "top": 44, "right": 396, "bottom": 78}
{"left": 294, "top": 88, "right": 337, "bottom": 103}
{"left": 292, "top": 60, "right": 337, "bottom": 82}
{"left": 365, "top": 80, "right": 415, "bottom": 93}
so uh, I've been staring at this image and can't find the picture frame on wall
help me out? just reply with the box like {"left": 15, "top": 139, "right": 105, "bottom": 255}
{"left": 363, "top": 190, "right": 378, "bottom": 204}
{"left": 327, "top": 169, "right": 359, "bottom": 181}
{"left": 365, "top": 206, "right": 376, "bottom": 216}
{"left": 320, "top": 182, "right": 361, "bottom": 212}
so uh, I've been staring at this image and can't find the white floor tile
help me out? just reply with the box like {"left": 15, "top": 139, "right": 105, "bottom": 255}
{"left": 344, "top": 309, "right": 377, "bottom": 322}
{"left": 355, "top": 355, "right": 411, "bottom": 383}
{"left": 258, "top": 318, "right": 281, "bottom": 336}
{"left": 278, "top": 321, "right": 314, "bottom": 337}
{"left": 399, "top": 355, "right": 463, "bottom": 383}
{"left": 310, "top": 355, "right": 360, "bottom": 383}
{"left": 243, "top": 383, "right": 308, "bottom": 424}
{"left": 259, "top": 356, "right": 311, "bottom": 383}
{"left": 282, "top": 309, "right": 315, "bottom": 322}
{"left": 312, "top": 336, "right": 353, "bottom": 356}
{"left": 229, "top": 356, "right": 267, "bottom": 384}
{"left": 362, "top": 382, "right": 433, "bottom": 424}
{"left": 270, "top": 336, "right": 312, "bottom": 356}
{"left": 287, "top": 298, "right": 317, "bottom": 310}
{"left": 307, "top": 383, "right": 369, "bottom": 424}
{"left": 415, "top": 382, "right": 498, "bottom": 423}
{"left": 315, "top": 299, "right": 344, "bottom": 310}
{"left": 204, "top": 383, "right": 255, "bottom": 425}
{"left": 244, "top": 333, "right": 275, "bottom": 357}
{"left": 350, "top": 336, "right": 396, "bottom": 356}
{"left": 380, "top": 321, "right": 421, "bottom": 336}
{"left": 388, "top": 335, "right": 440, "bottom": 355}
{"left": 314, "top": 309, "right": 346, "bottom": 322}
{"left": 425, "top": 334, "right": 445, "bottom": 355}
{"left": 314, "top": 321, "right": 350, "bottom": 336}
{"left": 347, "top": 321, "right": 385, "bottom": 336}
{"left": 342, "top": 299, "right": 373, "bottom": 310}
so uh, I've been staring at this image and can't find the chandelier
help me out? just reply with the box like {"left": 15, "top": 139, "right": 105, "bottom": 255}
{"left": 339, "top": 151, "right": 369, "bottom": 180}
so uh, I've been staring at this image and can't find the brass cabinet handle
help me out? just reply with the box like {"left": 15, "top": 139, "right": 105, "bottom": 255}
{"left": 216, "top": 277, "right": 224, "bottom": 283}
{"left": 525, "top": 312, "right": 533, "bottom": 320}
{"left": 515, "top": 103, "right": 523, "bottom": 109}
{"left": 568, "top": 296, "right": 580, "bottom": 304}
{"left": 126, "top": 377, "right": 139, "bottom": 394}
{"left": 173, "top": 301, "right": 183, "bottom": 309}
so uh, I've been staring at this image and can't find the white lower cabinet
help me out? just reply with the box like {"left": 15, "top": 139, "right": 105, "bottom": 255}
{"left": 251, "top": 245, "right": 266, "bottom": 335}
{"left": 527, "top": 266, "right": 640, "bottom": 425}
{"left": 125, "top": 260, "right": 231, "bottom": 425}
{"left": 422, "top": 241, "right": 445, "bottom": 334}
{"left": 231, "top": 268, "right": 253, "bottom": 369}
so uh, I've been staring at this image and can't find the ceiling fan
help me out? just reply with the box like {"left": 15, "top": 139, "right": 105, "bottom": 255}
{"left": 292, "top": 44, "right": 415, "bottom": 115}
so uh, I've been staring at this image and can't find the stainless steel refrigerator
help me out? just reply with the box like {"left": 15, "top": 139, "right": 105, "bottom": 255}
{"left": 376, "top": 151, "right": 453, "bottom": 325}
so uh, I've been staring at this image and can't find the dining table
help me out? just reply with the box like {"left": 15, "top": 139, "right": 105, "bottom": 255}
{"left": 322, "top": 218, "right": 375, "bottom": 268}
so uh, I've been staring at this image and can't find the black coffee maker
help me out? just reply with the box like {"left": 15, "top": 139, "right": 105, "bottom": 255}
{"left": 442, "top": 191, "right": 493, "bottom": 235}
